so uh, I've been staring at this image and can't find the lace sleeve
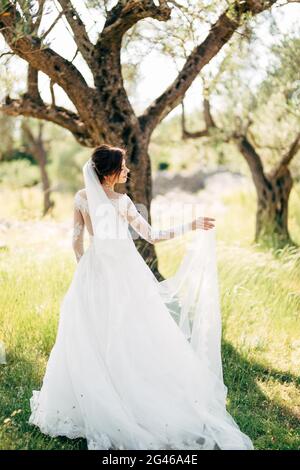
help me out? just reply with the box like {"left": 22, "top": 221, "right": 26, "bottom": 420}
{"left": 125, "top": 195, "right": 193, "bottom": 245}
{"left": 72, "top": 194, "right": 85, "bottom": 262}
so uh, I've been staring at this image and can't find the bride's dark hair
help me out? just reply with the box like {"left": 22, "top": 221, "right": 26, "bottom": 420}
{"left": 91, "top": 144, "right": 126, "bottom": 184}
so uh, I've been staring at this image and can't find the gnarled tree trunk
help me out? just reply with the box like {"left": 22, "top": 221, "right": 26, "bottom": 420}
{"left": 22, "top": 121, "right": 54, "bottom": 216}
{"left": 255, "top": 169, "right": 293, "bottom": 245}
{"left": 238, "top": 135, "right": 300, "bottom": 247}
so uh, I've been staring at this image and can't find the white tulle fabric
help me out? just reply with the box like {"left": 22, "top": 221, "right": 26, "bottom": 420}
{"left": 28, "top": 159, "right": 254, "bottom": 450}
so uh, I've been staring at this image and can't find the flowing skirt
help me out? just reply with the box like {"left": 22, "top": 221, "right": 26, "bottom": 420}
{"left": 28, "top": 236, "right": 254, "bottom": 450}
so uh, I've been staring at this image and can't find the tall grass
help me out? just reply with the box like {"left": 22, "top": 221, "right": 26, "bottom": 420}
{"left": 0, "top": 185, "right": 299, "bottom": 450}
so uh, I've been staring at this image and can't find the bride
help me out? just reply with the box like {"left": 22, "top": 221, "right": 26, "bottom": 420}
{"left": 28, "top": 144, "right": 254, "bottom": 450}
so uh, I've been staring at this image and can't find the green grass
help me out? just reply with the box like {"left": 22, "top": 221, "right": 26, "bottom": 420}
{"left": 0, "top": 185, "right": 299, "bottom": 450}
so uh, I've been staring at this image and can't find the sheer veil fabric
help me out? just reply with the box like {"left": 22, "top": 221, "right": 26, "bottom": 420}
{"left": 28, "top": 159, "right": 254, "bottom": 450}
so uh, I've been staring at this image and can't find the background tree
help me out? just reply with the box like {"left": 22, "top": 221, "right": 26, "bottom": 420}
{"left": 181, "top": 29, "right": 300, "bottom": 247}
{"left": 22, "top": 119, "right": 54, "bottom": 215}
{"left": 0, "top": 113, "right": 15, "bottom": 160}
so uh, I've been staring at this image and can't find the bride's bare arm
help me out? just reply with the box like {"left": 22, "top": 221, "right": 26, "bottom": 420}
{"left": 72, "top": 193, "right": 85, "bottom": 262}
{"left": 125, "top": 196, "right": 215, "bottom": 245}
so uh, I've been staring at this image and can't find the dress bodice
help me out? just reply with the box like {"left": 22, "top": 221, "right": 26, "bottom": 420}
{"left": 74, "top": 190, "right": 129, "bottom": 236}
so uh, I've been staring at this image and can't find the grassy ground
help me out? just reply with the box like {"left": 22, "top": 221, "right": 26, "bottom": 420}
{"left": 0, "top": 184, "right": 299, "bottom": 450}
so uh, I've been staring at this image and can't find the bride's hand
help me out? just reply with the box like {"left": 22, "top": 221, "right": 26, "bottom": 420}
{"left": 192, "top": 216, "right": 215, "bottom": 231}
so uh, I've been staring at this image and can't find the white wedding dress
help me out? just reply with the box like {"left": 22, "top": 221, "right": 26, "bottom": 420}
{"left": 28, "top": 159, "right": 254, "bottom": 450}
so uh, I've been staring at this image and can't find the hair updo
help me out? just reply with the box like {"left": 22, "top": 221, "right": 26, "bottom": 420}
{"left": 91, "top": 144, "right": 126, "bottom": 184}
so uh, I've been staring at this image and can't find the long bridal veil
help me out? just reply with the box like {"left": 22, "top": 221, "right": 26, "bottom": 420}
{"left": 27, "top": 159, "right": 253, "bottom": 451}
{"left": 84, "top": 159, "right": 223, "bottom": 383}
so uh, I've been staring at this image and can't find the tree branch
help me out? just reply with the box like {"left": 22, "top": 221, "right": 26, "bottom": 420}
{"left": 26, "top": 65, "right": 42, "bottom": 103}
{"left": 270, "top": 132, "right": 300, "bottom": 178}
{"left": 50, "top": 79, "right": 56, "bottom": 107}
{"left": 181, "top": 94, "right": 217, "bottom": 139}
{"left": 236, "top": 134, "right": 269, "bottom": 190}
{"left": 40, "top": 9, "right": 65, "bottom": 40}
{"left": 138, "top": 0, "right": 278, "bottom": 136}
{"left": 32, "top": 0, "right": 46, "bottom": 32}
{"left": 0, "top": 2, "right": 92, "bottom": 121}
{"left": 90, "top": 1, "right": 172, "bottom": 143}
{"left": 247, "top": 129, "right": 287, "bottom": 151}
{"left": 56, "top": 0, "right": 95, "bottom": 70}
{"left": 98, "top": 0, "right": 171, "bottom": 46}
{"left": 1, "top": 96, "right": 92, "bottom": 146}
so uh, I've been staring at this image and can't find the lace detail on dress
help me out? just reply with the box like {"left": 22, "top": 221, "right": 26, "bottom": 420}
{"left": 73, "top": 220, "right": 84, "bottom": 240}
{"left": 29, "top": 391, "right": 117, "bottom": 449}
{"left": 29, "top": 391, "right": 128, "bottom": 450}
{"left": 72, "top": 190, "right": 130, "bottom": 262}
{"left": 29, "top": 391, "right": 219, "bottom": 450}
{"left": 29, "top": 391, "right": 85, "bottom": 440}
{"left": 73, "top": 189, "right": 193, "bottom": 249}
{"left": 74, "top": 191, "right": 126, "bottom": 216}
{"left": 74, "top": 192, "right": 89, "bottom": 214}
{"left": 72, "top": 193, "right": 86, "bottom": 263}
{"left": 126, "top": 196, "right": 193, "bottom": 245}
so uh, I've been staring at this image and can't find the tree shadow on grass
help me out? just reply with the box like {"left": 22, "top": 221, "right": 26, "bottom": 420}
{"left": 0, "top": 352, "right": 87, "bottom": 450}
{"left": 222, "top": 341, "right": 300, "bottom": 450}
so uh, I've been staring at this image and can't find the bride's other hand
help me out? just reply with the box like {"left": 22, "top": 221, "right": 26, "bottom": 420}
{"left": 192, "top": 216, "right": 215, "bottom": 231}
